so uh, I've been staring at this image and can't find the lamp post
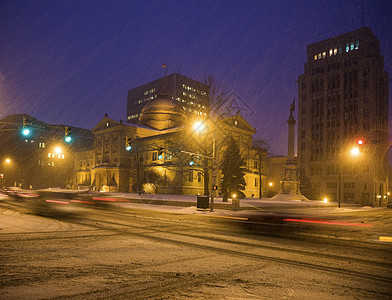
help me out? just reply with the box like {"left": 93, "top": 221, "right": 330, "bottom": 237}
{"left": 338, "top": 144, "right": 362, "bottom": 208}
{"left": 192, "top": 120, "right": 219, "bottom": 212}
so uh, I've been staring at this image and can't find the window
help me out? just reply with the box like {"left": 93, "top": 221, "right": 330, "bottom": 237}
{"left": 189, "top": 170, "right": 193, "bottom": 182}
{"left": 322, "top": 52, "right": 326, "bottom": 58}
{"left": 255, "top": 178, "right": 258, "bottom": 187}
{"left": 152, "top": 152, "right": 157, "bottom": 161}
{"left": 197, "top": 172, "right": 202, "bottom": 183}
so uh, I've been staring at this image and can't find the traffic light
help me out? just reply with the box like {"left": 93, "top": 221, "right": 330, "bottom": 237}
{"left": 126, "top": 137, "right": 132, "bottom": 151}
{"left": 64, "top": 127, "right": 72, "bottom": 143}
{"left": 213, "top": 185, "right": 218, "bottom": 190}
{"left": 158, "top": 148, "right": 164, "bottom": 160}
{"left": 357, "top": 139, "right": 364, "bottom": 146}
{"left": 22, "top": 117, "right": 31, "bottom": 136}
{"left": 189, "top": 155, "right": 195, "bottom": 166}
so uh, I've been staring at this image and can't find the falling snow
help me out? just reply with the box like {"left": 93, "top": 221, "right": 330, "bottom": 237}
{"left": 1, "top": 0, "right": 391, "bottom": 155}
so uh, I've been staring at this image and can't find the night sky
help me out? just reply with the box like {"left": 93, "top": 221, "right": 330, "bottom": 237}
{"left": 1, "top": 0, "right": 391, "bottom": 155}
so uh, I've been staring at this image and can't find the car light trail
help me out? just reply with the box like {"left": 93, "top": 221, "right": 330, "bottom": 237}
{"left": 70, "top": 200, "right": 95, "bottom": 204}
{"left": 113, "top": 198, "right": 129, "bottom": 202}
{"left": 202, "top": 215, "right": 249, "bottom": 221}
{"left": 379, "top": 236, "right": 392, "bottom": 242}
{"left": 283, "top": 218, "right": 373, "bottom": 227}
{"left": 45, "top": 199, "right": 69, "bottom": 204}
{"left": 92, "top": 197, "right": 117, "bottom": 202}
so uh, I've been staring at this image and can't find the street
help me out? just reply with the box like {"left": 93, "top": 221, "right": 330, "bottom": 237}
{"left": 1, "top": 199, "right": 392, "bottom": 299}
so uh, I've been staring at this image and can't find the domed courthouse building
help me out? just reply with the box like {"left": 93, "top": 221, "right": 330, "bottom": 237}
{"left": 73, "top": 84, "right": 268, "bottom": 197}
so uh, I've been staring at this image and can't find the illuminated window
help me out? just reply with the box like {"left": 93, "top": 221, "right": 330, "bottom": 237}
{"left": 314, "top": 55, "right": 318, "bottom": 60}
{"left": 355, "top": 40, "right": 359, "bottom": 50}
{"left": 350, "top": 42, "right": 354, "bottom": 50}
{"left": 334, "top": 48, "right": 337, "bottom": 55}
{"left": 329, "top": 49, "right": 333, "bottom": 56}
{"left": 48, "top": 153, "right": 52, "bottom": 158}
{"left": 346, "top": 44, "right": 349, "bottom": 52}
{"left": 322, "top": 52, "right": 326, "bottom": 58}
{"left": 318, "top": 53, "right": 321, "bottom": 59}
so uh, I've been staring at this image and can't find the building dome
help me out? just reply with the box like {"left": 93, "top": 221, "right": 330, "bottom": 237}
{"left": 139, "top": 94, "right": 186, "bottom": 130}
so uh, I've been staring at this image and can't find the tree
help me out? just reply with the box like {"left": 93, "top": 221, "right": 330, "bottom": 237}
{"left": 221, "top": 137, "right": 246, "bottom": 200}
{"left": 298, "top": 168, "right": 314, "bottom": 200}
{"left": 134, "top": 169, "right": 164, "bottom": 194}
{"left": 204, "top": 75, "right": 232, "bottom": 118}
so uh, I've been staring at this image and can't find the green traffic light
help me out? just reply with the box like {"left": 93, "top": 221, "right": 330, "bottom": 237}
{"left": 22, "top": 128, "right": 31, "bottom": 136}
{"left": 65, "top": 136, "right": 72, "bottom": 143}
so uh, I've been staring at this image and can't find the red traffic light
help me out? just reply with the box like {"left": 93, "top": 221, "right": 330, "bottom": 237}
{"left": 357, "top": 139, "right": 364, "bottom": 145}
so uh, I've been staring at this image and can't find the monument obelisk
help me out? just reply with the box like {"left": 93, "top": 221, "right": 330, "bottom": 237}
{"left": 272, "top": 99, "right": 307, "bottom": 200}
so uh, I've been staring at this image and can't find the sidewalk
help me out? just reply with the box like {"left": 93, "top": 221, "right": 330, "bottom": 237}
{"left": 99, "top": 192, "right": 357, "bottom": 211}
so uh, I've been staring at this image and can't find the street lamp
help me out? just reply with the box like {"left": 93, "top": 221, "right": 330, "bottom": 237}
{"left": 338, "top": 145, "right": 362, "bottom": 208}
{"left": 54, "top": 147, "right": 62, "bottom": 155}
{"left": 193, "top": 121, "right": 205, "bottom": 133}
{"left": 191, "top": 120, "right": 219, "bottom": 212}
{"left": 350, "top": 147, "right": 360, "bottom": 156}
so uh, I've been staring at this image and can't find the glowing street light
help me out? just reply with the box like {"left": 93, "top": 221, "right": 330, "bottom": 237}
{"left": 54, "top": 147, "right": 63, "bottom": 155}
{"left": 5, "top": 158, "right": 12, "bottom": 164}
{"left": 193, "top": 121, "right": 205, "bottom": 133}
{"left": 350, "top": 147, "right": 360, "bottom": 156}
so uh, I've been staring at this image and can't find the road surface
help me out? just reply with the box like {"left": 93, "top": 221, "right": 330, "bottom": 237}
{"left": 1, "top": 199, "right": 392, "bottom": 299}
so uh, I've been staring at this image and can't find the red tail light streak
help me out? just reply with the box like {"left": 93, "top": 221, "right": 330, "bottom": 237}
{"left": 283, "top": 218, "right": 373, "bottom": 227}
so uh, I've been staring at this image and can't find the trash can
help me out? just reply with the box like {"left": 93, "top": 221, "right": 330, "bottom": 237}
{"left": 232, "top": 198, "right": 240, "bottom": 211}
{"left": 197, "top": 196, "right": 209, "bottom": 209}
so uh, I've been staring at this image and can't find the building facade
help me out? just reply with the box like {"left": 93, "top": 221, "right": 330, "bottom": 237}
{"left": 0, "top": 114, "right": 93, "bottom": 189}
{"left": 297, "top": 27, "right": 389, "bottom": 206}
{"left": 74, "top": 96, "right": 269, "bottom": 197}
{"left": 127, "top": 73, "right": 209, "bottom": 123}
